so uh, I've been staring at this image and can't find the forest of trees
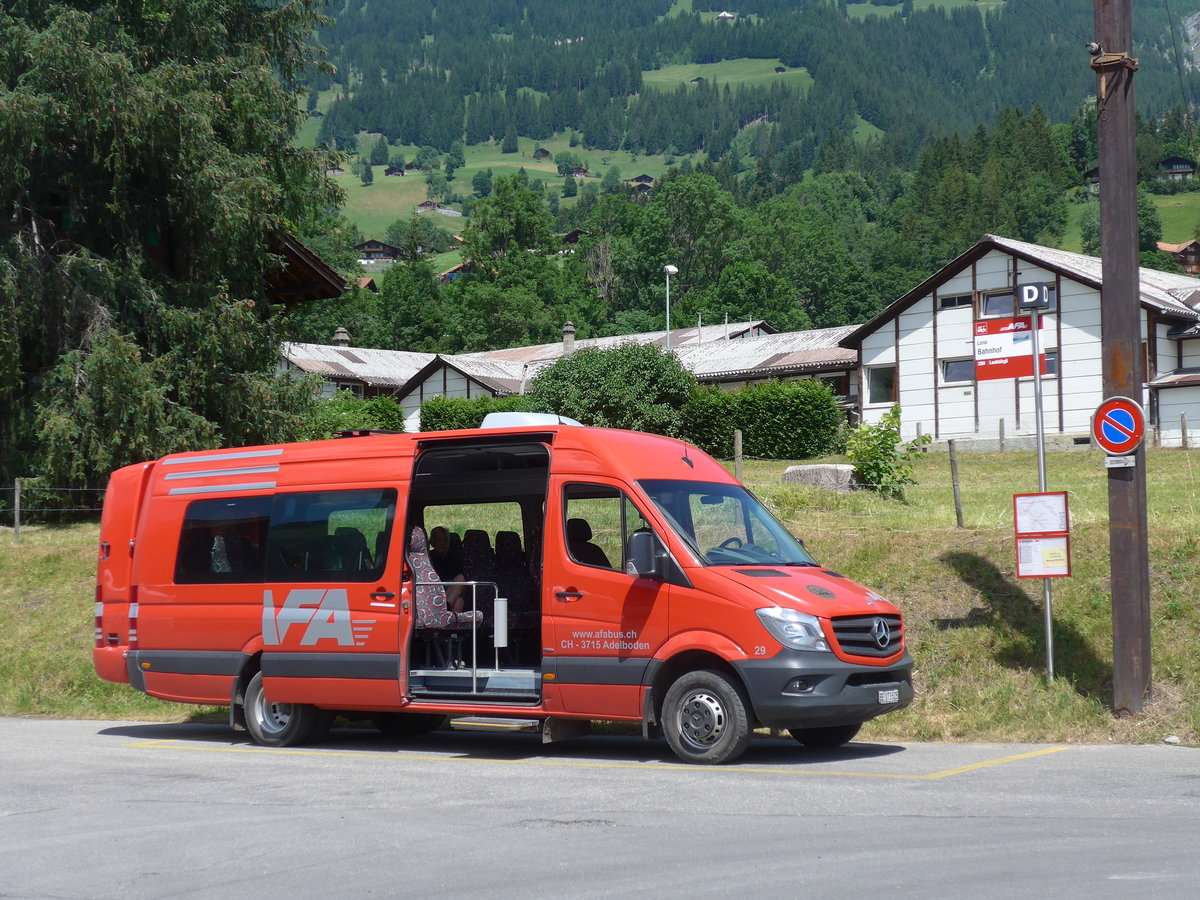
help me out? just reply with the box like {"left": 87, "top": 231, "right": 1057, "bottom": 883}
{"left": 286, "top": 100, "right": 1182, "bottom": 355}
{"left": 314, "top": 0, "right": 1200, "bottom": 168}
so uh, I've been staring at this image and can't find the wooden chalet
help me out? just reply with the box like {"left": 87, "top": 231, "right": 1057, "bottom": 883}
{"left": 558, "top": 229, "right": 589, "bottom": 245}
{"left": 354, "top": 239, "right": 403, "bottom": 263}
{"left": 1158, "top": 240, "right": 1200, "bottom": 275}
{"left": 1157, "top": 155, "right": 1197, "bottom": 181}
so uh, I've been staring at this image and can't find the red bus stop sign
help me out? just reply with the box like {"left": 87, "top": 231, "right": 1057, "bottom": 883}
{"left": 1092, "top": 396, "right": 1146, "bottom": 455}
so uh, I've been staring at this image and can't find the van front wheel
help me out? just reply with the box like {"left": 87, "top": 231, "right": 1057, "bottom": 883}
{"left": 244, "top": 671, "right": 319, "bottom": 747}
{"left": 662, "top": 670, "right": 751, "bottom": 765}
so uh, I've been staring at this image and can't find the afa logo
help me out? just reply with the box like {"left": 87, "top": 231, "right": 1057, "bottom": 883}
{"left": 263, "top": 589, "right": 376, "bottom": 647}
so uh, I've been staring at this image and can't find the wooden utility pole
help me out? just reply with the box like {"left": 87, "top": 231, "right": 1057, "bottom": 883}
{"left": 1093, "top": 0, "right": 1152, "bottom": 713}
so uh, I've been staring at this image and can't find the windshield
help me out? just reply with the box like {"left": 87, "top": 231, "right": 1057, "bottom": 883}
{"left": 639, "top": 479, "right": 818, "bottom": 567}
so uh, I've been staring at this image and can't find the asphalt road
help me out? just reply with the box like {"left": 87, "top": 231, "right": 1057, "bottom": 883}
{"left": 2, "top": 718, "right": 1198, "bottom": 900}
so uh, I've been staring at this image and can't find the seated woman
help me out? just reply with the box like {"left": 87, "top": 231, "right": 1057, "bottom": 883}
{"left": 427, "top": 526, "right": 467, "bottom": 612}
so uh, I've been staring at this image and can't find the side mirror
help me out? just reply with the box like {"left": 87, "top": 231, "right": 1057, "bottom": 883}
{"left": 626, "top": 530, "right": 662, "bottom": 580}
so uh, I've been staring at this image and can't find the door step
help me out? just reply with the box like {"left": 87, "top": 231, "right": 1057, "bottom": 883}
{"left": 449, "top": 716, "right": 593, "bottom": 743}
{"left": 450, "top": 717, "right": 542, "bottom": 734}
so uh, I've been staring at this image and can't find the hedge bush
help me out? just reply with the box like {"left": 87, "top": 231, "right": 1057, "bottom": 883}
{"left": 300, "top": 393, "right": 407, "bottom": 440}
{"left": 683, "top": 386, "right": 737, "bottom": 457}
{"left": 685, "top": 380, "right": 841, "bottom": 460}
{"left": 418, "top": 394, "right": 534, "bottom": 431}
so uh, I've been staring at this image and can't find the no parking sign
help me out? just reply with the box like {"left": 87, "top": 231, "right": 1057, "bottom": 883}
{"left": 1091, "top": 396, "right": 1146, "bottom": 456}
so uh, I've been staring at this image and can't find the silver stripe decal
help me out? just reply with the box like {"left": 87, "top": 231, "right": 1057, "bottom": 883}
{"left": 129, "top": 603, "right": 139, "bottom": 618}
{"left": 94, "top": 602, "right": 104, "bottom": 616}
{"left": 168, "top": 481, "right": 277, "bottom": 496}
{"left": 163, "top": 449, "right": 283, "bottom": 466}
{"left": 164, "top": 465, "right": 280, "bottom": 481}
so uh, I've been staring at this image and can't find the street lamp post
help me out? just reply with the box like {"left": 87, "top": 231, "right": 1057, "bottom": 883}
{"left": 664, "top": 264, "right": 678, "bottom": 351}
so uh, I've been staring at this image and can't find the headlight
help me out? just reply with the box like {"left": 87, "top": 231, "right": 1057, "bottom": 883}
{"left": 756, "top": 607, "right": 830, "bottom": 652}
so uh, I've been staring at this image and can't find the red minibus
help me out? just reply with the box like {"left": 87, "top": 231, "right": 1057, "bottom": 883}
{"left": 94, "top": 413, "right": 911, "bottom": 764}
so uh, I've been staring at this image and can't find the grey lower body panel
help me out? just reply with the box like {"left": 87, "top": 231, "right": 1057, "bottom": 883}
{"left": 733, "top": 650, "right": 914, "bottom": 729}
{"left": 126, "top": 649, "right": 249, "bottom": 692}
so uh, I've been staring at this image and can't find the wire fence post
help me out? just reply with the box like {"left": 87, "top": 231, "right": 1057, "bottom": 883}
{"left": 948, "top": 441, "right": 965, "bottom": 528}
{"left": 733, "top": 429, "right": 744, "bottom": 482}
{"left": 12, "top": 477, "right": 20, "bottom": 546}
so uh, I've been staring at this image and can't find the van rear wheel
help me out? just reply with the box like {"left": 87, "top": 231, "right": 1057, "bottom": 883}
{"left": 244, "top": 671, "right": 320, "bottom": 747}
{"left": 789, "top": 723, "right": 861, "bottom": 750}
{"left": 662, "top": 669, "right": 751, "bottom": 765}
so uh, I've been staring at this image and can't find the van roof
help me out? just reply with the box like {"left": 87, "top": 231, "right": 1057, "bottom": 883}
{"left": 143, "top": 425, "right": 734, "bottom": 498}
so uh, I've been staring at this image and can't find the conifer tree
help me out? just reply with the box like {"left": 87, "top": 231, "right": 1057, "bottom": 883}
{"left": 1, "top": 1, "right": 340, "bottom": 487}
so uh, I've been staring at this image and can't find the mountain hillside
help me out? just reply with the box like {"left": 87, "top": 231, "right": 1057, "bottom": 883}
{"left": 311, "top": 0, "right": 1200, "bottom": 166}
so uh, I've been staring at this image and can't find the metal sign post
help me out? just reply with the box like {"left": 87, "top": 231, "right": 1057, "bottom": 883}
{"left": 1018, "top": 282, "right": 1056, "bottom": 678}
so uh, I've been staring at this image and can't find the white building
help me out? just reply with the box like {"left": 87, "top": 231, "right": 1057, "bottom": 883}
{"left": 840, "top": 234, "right": 1200, "bottom": 447}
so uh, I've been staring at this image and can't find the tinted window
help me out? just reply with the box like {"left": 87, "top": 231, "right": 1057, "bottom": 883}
{"left": 266, "top": 489, "right": 396, "bottom": 582}
{"left": 175, "top": 497, "right": 271, "bottom": 584}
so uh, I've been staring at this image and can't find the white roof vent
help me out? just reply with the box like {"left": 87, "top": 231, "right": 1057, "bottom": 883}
{"left": 480, "top": 412, "right": 584, "bottom": 428}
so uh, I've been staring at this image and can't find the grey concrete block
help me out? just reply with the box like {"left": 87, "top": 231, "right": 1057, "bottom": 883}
{"left": 781, "top": 463, "right": 861, "bottom": 492}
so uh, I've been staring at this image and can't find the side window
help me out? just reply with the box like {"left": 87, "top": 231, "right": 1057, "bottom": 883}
{"left": 175, "top": 496, "right": 271, "bottom": 584}
{"left": 980, "top": 291, "right": 1014, "bottom": 318}
{"left": 1042, "top": 349, "right": 1059, "bottom": 377}
{"left": 940, "top": 357, "right": 975, "bottom": 384}
{"left": 563, "top": 484, "right": 651, "bottom": 572}
{"left": 939, "top": 293, "right": 973, "bottom": 309}
{"left": 266, "top": 489, "right": 396, "bottom": 582}
{"left": 982, "top": 287, "right": 1057, "bottom": 318}
{"left": 866, "top": 365, "right": 896, "bottom": 405}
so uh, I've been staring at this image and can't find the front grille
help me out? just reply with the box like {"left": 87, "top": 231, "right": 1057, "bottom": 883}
{"left": 847, "top": 669, "right": 910, "bottom": 687}
{"left": 831, "top": 614, "right": 903, "bottom": 658}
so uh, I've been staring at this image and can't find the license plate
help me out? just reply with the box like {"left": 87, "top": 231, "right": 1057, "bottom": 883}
{"left": 878, "top": 688, "right": 900, "bottom": 704}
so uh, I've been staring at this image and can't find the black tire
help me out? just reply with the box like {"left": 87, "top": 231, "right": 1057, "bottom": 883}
{"left": 373, "top": 712, "right": 446, "bottom": 737}
{"left": 244, "top": 671, "right": 320, "bottom": 747}
{"left": 789, "top": 723, "right": 861, "bottom": 750}
{"left": 662, "top": 669, "right": 752, "bottom": 765}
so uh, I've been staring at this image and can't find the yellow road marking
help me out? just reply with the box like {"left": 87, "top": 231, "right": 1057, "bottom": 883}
{"left": 917, "top": 746, "right": 1070, "bottom": 780}
{"left": 126, "top": 740, "right": 1070, "bottom": 778}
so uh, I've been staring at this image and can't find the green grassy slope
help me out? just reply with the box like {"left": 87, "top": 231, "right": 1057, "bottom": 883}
{"left": 336, "top": 133, "right": 691, "bottom": 239}
{"left": 642, "top": 59, "right": 813, "bottom": 92}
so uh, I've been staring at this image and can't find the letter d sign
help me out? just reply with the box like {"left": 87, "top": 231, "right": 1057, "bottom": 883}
{"left": 1017, "top": 282, "right": 1049, "bottom": 310}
